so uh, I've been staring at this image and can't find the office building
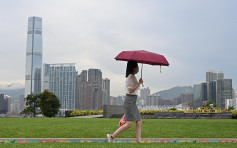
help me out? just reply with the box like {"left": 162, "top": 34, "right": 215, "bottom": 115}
{"left": 25, "top": 16, "right": 42, "bottom": 97}
{"left": 201, "top": 82, "right": 208, "bottom": 103}
{"left": 207, "top": 81, "right": 216, "bottom": 103}
{"left": 0, "top": 94, "right": 11, "bottom": 114}
{"left": 76, "top": 70, "right": 88, "bottom": 110}
{"left": 216, "top": 79, "right": 232, "bottom": 109}
{"left": 206, "top": 70, "right": 217, "bottom": 82}
{"left": 193, "top": 84, "right": 201, "bottom": 108}
{"left": 102, "top": 78, "right": 110, "bottom": 105}
{"left": 140, "top": 87, "right": 150, "bottom": 106}
{"left": 42, "top": 63, "right": 77, "bottom": 115}
{"left": 88, "top": 69, "right": 103, "bottom": 110}
{"left": 217, "top": 71, "right": 224, "bottom": 80}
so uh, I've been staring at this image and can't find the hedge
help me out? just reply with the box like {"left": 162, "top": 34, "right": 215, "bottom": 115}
{"left": 232, "top": 110, "right": 237, "bottom": 119}
{"left": 139, "top": 110, "right": 184, "bottom": 115}
{"left": 70, "top": 110, "right": 103, "bottom": 117}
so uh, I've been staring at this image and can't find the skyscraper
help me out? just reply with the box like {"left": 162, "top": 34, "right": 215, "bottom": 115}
{"left": 216, "top": 79, "right": 232, "bottom": 109}
{"left": 76, "top": 70, "right": 88, "bottom": 110}
{"left": 206, "top": 70, "right": 217, "bottom": 82}
{"left": 102, "top": 78, "right": 110, "bottom": 105}
{"left": 25, "top": 16, "right": 42, "bottom": 97}
{"left": 193, "top": 84, "right": 201, "bottom": 108}
{"left": 217, "top": 71, "right": 224, "bottom": 80}
{"left": 140, "top": 87, "right": 150, "bottom": 106}
{"left": 207, "top": 81, "right": 216, "bottom": 103}
{"left": 88, "top": 69, "right": 102, "bottom": 110}
{"left": 42, "top": 63, "right": 77, "bottom": 115}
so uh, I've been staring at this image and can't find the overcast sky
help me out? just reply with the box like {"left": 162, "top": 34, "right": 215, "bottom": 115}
{"left": 0, "top": 0, "right": 236, "bottom": 96}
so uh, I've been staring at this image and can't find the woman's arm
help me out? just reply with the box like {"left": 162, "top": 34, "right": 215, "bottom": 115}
{"left": 128, "top": 78, "right": 143, "bottom": 94}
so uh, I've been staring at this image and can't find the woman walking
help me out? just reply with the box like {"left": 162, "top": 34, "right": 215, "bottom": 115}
{"left": 107, "top": 61, "right": 143, "bottom": 143}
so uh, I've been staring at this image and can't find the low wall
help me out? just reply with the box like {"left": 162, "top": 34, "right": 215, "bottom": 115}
{"left": 103, "top": 105, "right": 124, "bottom": 118}
{"left": 103, "top": 105, "right": 233, "bottom": 119}
{"left": 141, "top": 112, "right": 232, "bottom": 119}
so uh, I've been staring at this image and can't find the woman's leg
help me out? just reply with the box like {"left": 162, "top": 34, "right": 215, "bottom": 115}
{"left": 136, "top": 119, "right": 142, "bottom": 143}
{"left": 112, "top": 121, "right": 133, "bottom": 138}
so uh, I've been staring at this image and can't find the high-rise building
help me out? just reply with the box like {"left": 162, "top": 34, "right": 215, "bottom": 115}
{"left": 0, "top": 94, "right": 11, "bottom": 114}
{"left": 216, "top": 79, "right": 232, "bottom": 109}
{"left": 217, "top": 71, "right": 224, "bottom": 80}
{"left": 140, "top": 87, "right": 150, "bottom": 106}
{"left": 206, "top": 70, "right": 217, "bottom": 82}
{"left": 207, "top": 81, "right": 216, "bottom": 103}
{"left": 146, "top": 94, "right": 160, "bottom": 106}
{"left": 193, "top": 84, "right": 201, "bottom": 108}
{"left": 201, "top": 82, "right": 208, "bottom": 104}
{"left": 25, "top": 16, "right": 42, "bottom": 97}
{"left": 42, "top": 63, "right": 77, "bottom": 115}
{"left": 232, "top": 88, "right": 235, "bottom": 100}
{"left": 88, "top": 69, "right": 103, "bottom": 110}
{"left": 76, "top": 70, "right": 88, "bottom": 110}
{"left": 77, "top": 69, "right": 109, "bottom": 110}
{"left": 102, "top": 78, "right": 110, "bottom": 105}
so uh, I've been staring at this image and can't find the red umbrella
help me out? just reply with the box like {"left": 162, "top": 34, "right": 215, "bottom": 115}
{"left": 115, "top": 50, "right": 169, "bottom": 78}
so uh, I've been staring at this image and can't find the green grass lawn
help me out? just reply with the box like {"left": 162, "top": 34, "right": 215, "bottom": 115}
{"left": 0, "top": 118, "right": 236, "bottom": 138}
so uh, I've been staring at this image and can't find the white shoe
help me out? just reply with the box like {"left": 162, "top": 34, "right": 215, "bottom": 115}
{"left": 107, "top": 134, "right": 113, "bottom": 143}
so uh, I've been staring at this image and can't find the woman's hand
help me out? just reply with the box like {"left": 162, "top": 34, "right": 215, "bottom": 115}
{"left": 139, "top": 78, "right": 143, "bottom": 85}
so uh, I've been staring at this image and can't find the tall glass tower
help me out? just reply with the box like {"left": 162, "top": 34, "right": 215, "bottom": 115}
{"left": 25, "top": 16, "right": 42, "bottom": 97}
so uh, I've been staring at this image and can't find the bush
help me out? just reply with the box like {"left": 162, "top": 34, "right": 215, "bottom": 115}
{"left": 168, "top": 107, "right": 177, "bottom": 111}
{"left": 139, "top": 110, "right": 184, "bottom": 115}
{"left": 70, "top": 110, "right": 103, "bottom": 117}
{"left": 232, "top": 110, "right": 237, "bottom": 119}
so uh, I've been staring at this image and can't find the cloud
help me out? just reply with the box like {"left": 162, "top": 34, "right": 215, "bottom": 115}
{"left": 0, "top": 0, "right": 236, "bottom": 96}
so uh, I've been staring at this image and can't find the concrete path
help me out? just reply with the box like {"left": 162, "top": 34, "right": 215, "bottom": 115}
{"left": 1, "top": 138, "right": 237, "bottom": 143}
{"left": 70, "top": 115, "right": 103, "bottom": 118}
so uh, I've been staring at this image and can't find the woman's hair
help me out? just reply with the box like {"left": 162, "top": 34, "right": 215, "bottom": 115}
{"left": 126, "top": 61, "right": 138, "bottom": 78}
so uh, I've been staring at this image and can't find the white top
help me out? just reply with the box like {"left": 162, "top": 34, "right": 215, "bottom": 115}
{"left": 125, "top": 74, "right": 140, "bottom": 95}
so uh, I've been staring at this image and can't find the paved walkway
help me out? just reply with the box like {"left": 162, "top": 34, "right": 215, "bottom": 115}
{"left": 70, "top": 115, "right": 103, "bottom": 118}
{"left": 1, "top": 138, "right": 237, "bottom": 143}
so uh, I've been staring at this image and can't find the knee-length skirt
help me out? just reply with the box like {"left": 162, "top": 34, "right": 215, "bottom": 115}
{"left": 124, "top": 94, "right": 141, "bottom": 121}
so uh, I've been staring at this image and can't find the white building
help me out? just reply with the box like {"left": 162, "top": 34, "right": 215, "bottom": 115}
{"left": 42, "top": 63, "right": 77, "bottom": 115}
{"left": 140, "top": 87, "right": 150, "bottom": 106}
{"left": 225, "top": 98, "right": 237, "bottom": 110}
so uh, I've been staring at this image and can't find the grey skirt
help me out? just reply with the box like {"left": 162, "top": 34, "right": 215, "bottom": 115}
{"left": 124, "top": 94, "right": 141, "bottom": 121}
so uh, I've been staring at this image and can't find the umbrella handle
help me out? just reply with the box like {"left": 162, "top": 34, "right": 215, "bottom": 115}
{"left": 141, "top": 63, "right": 144, "bottom": 87}
{"left": 141, "top": 63, "right": 143, "bottom": 78}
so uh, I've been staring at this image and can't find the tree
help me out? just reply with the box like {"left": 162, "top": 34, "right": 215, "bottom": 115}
{"left": 206, "top": 100, "right": 217, "bottom": 108}
{"left": 39, "top": 90, "right": 60, "bottom": 117}
{"left": 20, "top": 94, "right": 41, "bottom": 117}
{"left": 227, "top": 106, "right": 234, "bottom": 111}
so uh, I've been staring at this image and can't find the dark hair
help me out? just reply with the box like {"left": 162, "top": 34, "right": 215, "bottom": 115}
{"left": 126, "top": 61, "right": 138, "bottom": 78}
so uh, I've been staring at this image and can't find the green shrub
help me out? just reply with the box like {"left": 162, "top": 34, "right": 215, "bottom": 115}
{"left": 168, "top": 107, "right": 177, "bottom": 111}
{"left": 70, "top": 110, "right": 103, "bottom": 117}
{"left": 232, "top": 110, "right": 237, "bottom": 119}
{"left": 139, "top": 110, "right": 184, "bottom": 115}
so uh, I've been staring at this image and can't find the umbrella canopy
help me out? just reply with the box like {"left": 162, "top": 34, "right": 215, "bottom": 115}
{"left": 115, "top": 50, "right": 169, "bottom": 66}
{"left": 115, "top": 50, "right": 169, "bottom": 80}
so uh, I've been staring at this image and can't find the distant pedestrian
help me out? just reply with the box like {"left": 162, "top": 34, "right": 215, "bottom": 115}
{"left": 107, "top": 61, "right": 143, "bottom": 143}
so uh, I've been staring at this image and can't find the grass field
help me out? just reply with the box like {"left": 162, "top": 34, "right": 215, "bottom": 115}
{"left": 0, "top": 118, "right": 237, "bottom": 147}
{"left": 0, "top": 118, "right": 236, "bottom": 138}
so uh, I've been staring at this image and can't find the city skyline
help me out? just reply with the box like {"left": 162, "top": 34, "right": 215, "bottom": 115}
{"left": 0, "top": 0, "right": 237, "bottom": 96}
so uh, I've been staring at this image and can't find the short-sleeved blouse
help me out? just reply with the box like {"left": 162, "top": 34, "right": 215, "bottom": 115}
{"left": 125, "top": 74, "right": 140, "bottom": 95}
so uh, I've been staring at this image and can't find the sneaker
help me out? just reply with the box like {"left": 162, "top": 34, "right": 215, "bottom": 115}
{"left": 107, "top": 134, "right": 114, "bottom": 143}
